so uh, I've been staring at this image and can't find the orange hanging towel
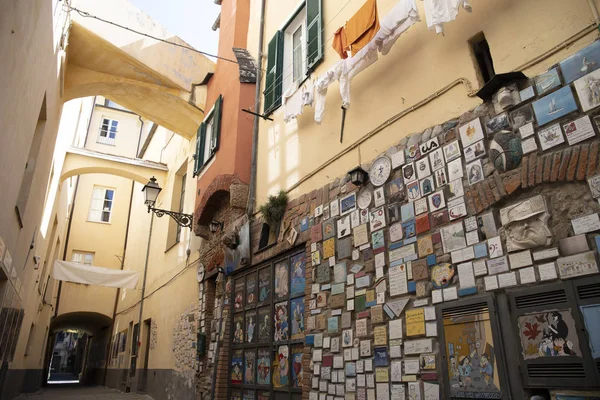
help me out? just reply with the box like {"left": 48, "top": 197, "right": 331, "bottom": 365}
{"left": 345, "top": 0, "right": 380, "bottom": 56}
{"left": 332, "top": 27, "right": 349, "bottom": 59}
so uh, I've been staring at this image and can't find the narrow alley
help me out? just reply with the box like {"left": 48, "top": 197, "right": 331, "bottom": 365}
{"left": 4, "top": 0, "right": 600, "bottom": 399}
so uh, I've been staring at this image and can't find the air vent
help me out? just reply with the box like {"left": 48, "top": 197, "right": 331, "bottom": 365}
{"left": 442, "top": 302, "right": 488, "bottom": 321}
{"left": 577, "top": 282, "right": 600, "bottom": 300}
{"left": 527, "top": 363, "right": 585, "bottom": 378}
{"left": 515, "top": 290, "right": 567, "bottom": 309}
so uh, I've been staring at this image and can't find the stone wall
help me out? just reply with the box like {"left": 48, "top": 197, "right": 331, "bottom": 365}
{"left": 239, "top": 41, "right": 600, "bottom": 399}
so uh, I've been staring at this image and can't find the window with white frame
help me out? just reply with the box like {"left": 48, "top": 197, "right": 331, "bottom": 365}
{"left": 98, "top": 118, "right": 118, "bottom": 145}
{"left": 282, "top": 7, "right": 307, "bottom": 95}
{"left": 88, "top": 186, "right": 115, "bottom": 223}
{"left": 71, "top": 251, "right": 94, "bottom": 265}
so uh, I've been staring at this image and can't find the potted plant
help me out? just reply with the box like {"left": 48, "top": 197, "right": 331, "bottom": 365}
{"left": 258, "top": 190, "right": 288, "bottom": 227}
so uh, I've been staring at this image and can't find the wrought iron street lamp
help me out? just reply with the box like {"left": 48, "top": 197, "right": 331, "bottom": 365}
{"left": 142, "top": 177, "right": 193, "bottom": 229}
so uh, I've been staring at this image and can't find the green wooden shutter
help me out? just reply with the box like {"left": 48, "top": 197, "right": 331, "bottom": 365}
{"left": 193, "top": 122, "right": 206, "bottom": 177}
{"left": 306, "top": 0, "right": 323, "bottom": 71}
{"left": 263, "top": 31, "right": 283, "bottom": 114}
{"left": 212, "top": 95, "right": 223, "bottom": 154}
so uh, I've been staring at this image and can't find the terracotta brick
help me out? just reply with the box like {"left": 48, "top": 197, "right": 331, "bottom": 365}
{"left": 482, "top": 180, "right": 495, "bottom": 207}
{"left": 558, "top": 148, "right": 571, "bottom": 181}
{"left": 550, "top": 150, "right": 562, "bottom": 182}
{"left": 329, "top": 187, "right": 341, "bottom": 200}
{"left": 536, "top": 155, "right": 544, "bottom": 185}
{"left": 588, "top": 141, "right": 599, "bottom": 177}
{"left": 471, "top": 184, "right": 484, "bottom": 214}
{"left": 528, "top": 153, "right": 537, "bottom": 187}
{"left": 464, "top": 187, "right": 476, "bottom": 215}
{"left": 476, "top": 182, "right": 489, "bottom": 210}
{"left": 489, "top": 178, "right": 502, "bottom": 202}
{"left": 521, "top": 156, "right": 529, "bottom": 188}
{"left": 577, "top": 144, "right": 589, "bottom": 181}
{"left": 566, "top": 145, "right": 580, "bottom": 181}
{"left": 503, "top": 170, "right": 521, "bottom": 195}
{"left": 543, "top": 154, "right": 552, "bottom": 182}
{"left": 321, "top": 184, "right": 329, "bottom": 204}
{"left": 493, "top": 171, "right": 507, "bottom": 197}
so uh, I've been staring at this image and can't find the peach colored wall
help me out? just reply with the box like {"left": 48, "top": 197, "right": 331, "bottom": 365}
{"left": 195, "top": 0, "right": 256, "bottom": 215}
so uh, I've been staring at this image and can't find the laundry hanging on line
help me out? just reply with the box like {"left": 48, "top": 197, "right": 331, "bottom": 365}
{"left": 333, "top": 0, "right": 381, "bottom": 59}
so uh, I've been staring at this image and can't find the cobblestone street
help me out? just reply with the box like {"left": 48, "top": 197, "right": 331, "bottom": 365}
{"left": 14, "top": 386, "right": 153, "bottom": 400}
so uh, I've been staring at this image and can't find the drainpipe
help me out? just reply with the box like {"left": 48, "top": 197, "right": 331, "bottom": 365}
{"left": 135, "top": 213, "right": 154, "bottom": 375}
{"left": 588, "top": 0, "right": 600, "bottom": 28}
{"left": 247, "top": 0, "right": 267, "bottom": 217}
{"left": 210, "top": 270, "right": 226, "bottom": 400}
{"left": 103, "top": 180, "right": 136, "bottom": 385}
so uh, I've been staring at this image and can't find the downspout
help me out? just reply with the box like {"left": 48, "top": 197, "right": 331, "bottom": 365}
{"left": 135, "top": 213, "right": 154, "bottom": 376}
{"left": 247, "top": 0, "right": 266, "bottom": 217}
{"left": 103, "top": 180, "right": 136, "bottom": 385}
{"left": 588, "top": 0, "right": 600, "bottom": 29}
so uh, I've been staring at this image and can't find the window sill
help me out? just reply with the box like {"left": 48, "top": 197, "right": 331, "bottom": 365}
{"left": 96, "top": 141, "right": 116, "bottom": 146}
{"left": 86, "top": 219, "right": 112, "bottom": 225}
{"left": 194, "top": 152, "right": 216, "bottom": 177}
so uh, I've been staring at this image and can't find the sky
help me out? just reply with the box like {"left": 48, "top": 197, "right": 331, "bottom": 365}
{"left": 128, "top": 0, "right": 221, "bottom": 59}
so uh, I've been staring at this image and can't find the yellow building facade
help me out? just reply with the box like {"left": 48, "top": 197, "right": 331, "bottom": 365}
{"left": 249, "top": 0, "right": 600, "bottom": 203}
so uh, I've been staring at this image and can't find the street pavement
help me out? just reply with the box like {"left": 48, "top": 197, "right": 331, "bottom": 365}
{"left": 14, "top": 385, "right": 153, "bottom": 400}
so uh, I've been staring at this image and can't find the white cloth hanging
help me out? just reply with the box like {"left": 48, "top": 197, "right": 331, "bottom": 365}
{"left": 340, "top": 41, "right": 379, "bottom": 109}
{"left": 283, "top": 79, "right": 315, "bottom": 122}
{"left": 314, "top": 61, "right": 344, "bottom": 124}
{"left": 283, "top": 81, "right": 302, "bottom": 122}
{"left": 423, "top": 0, "right": 472, "bottom": 34}
{"left": 374, "top": 0, "right": 420, "bottom": 55}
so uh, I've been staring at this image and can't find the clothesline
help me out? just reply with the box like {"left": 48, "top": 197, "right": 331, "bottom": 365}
{"left": 282, "top": 0, "right": 473, "bottom": 125}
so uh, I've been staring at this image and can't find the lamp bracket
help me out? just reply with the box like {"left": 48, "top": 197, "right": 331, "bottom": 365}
{"left": 149, "top": 207, "right": 194, "bottom": 229}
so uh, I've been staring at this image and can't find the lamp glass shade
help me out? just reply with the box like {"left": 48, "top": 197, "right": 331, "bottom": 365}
{"left": 348, "top": 167, "right": 368, "bottom": 186}
{"left": 142, "top": 177, "right": 162, "bottom": 208}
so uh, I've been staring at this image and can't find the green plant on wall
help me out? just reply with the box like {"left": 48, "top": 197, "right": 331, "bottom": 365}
{"left": 259, "top": 190, "right": 288, "bottom": 227}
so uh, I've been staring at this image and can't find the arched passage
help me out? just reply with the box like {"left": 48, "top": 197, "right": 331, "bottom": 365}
{"left": 50, "top": 311, "right": 113, "bottom": 335}
{"left": 59, "top": 147, "right": 168, "bottom": 185}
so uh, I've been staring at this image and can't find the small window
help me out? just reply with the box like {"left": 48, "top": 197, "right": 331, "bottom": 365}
{"left": 88, "top": 186, "right": 115, "bottom": 223}
{"left": 176, "top": 173, "right": 187, "bottom": 244}
{"left": 98, "top": 118, "right": 118, "bottom": 145}
{"left": 72, "top": 251, "right": 94, "bottom": 266}
{"left": 194, "top": 96, "right": 223, "bottom": 176}
{"left": 470, "top": 33, "right": 495, "bottom": 84}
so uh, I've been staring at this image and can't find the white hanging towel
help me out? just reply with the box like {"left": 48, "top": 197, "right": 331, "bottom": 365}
{"left": 283, "top": 81, "right": 302, "bottom": 122}
{"left": 283, "top": 79, "right": 315, "bottom": 122}
{"left": 373, "top": 0, "right": 420, "bottom": 55}
{"left": 424, "top": 0, "right": 472, "bottom": 34}
{"left": 340, "top": 40, "right": 379, "bottom": 109}
{"left": 314, "top": 61, "right": 344, "bottom": 124}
